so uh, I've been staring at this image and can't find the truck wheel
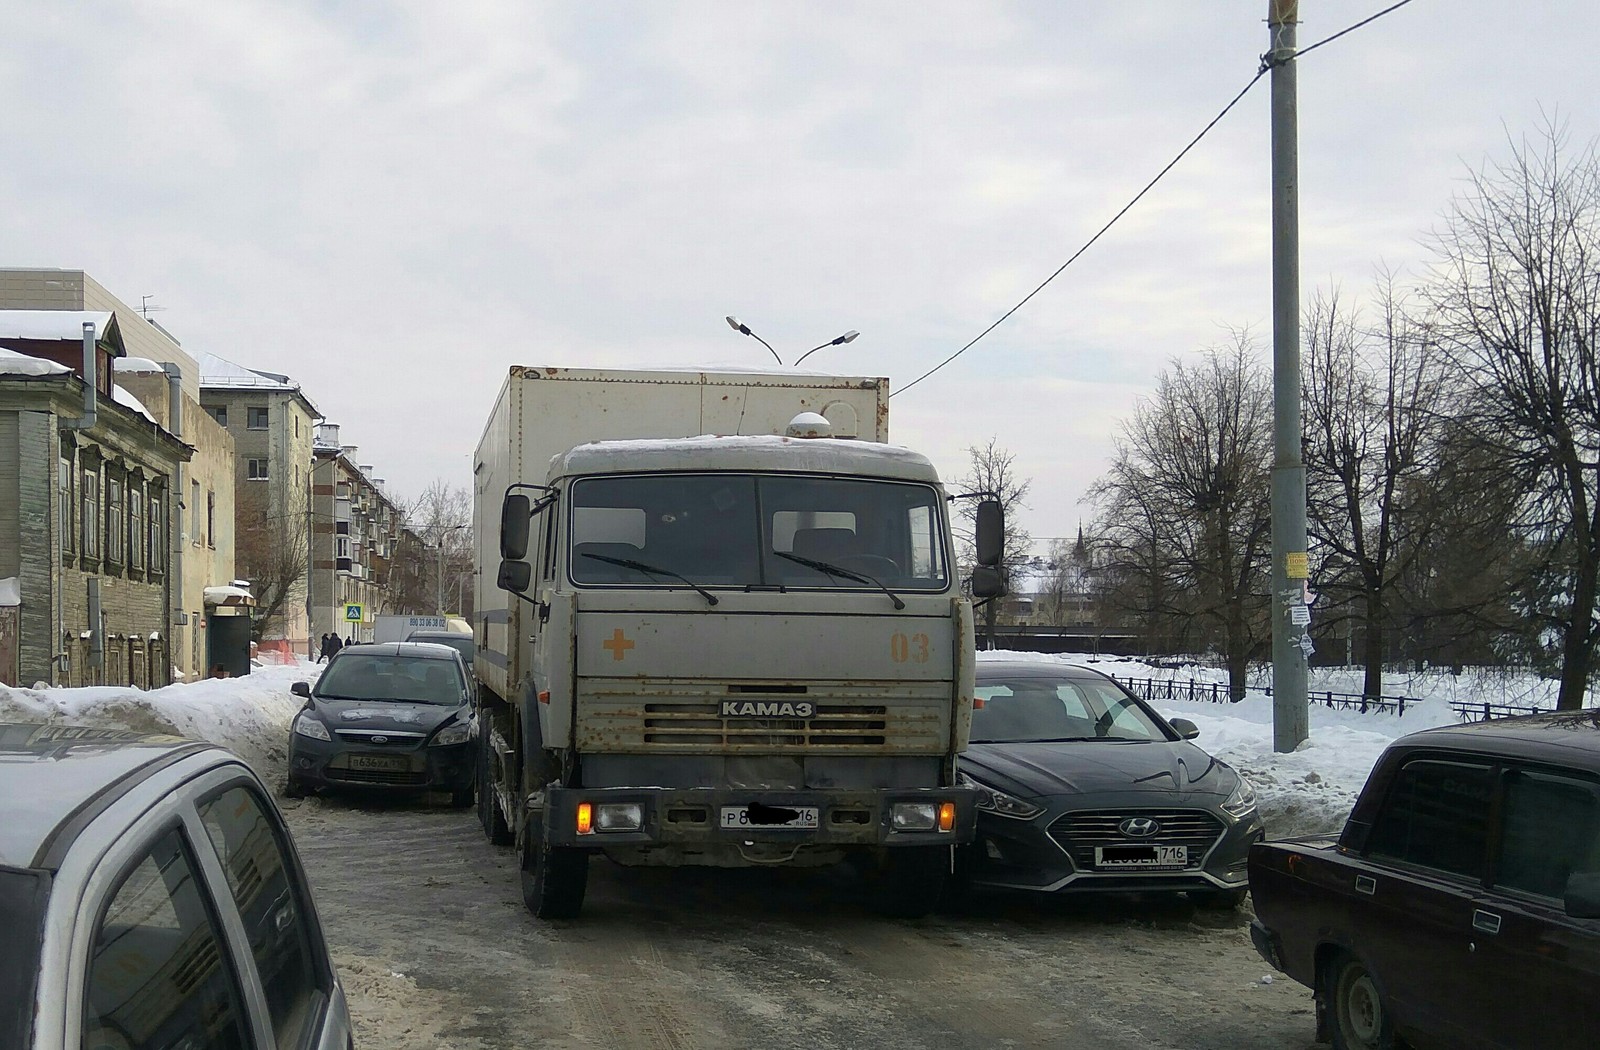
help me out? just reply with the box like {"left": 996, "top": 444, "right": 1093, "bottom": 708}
{"left": 520, "top": 814, "right": 588, "bottom": 920}
{"left": 1325, "top": 954, "right": 1395, "bottom": 1050}
{"left": 871, "top": 847, "right": 947, "bottom": 919}
{"left": 478, "top": 722, "right": 513, "bottom": 845}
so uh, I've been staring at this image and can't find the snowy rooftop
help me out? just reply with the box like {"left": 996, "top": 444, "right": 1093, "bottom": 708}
{"left": 0, "top": 310, "right": 117, "bottom": 344}
{"left": 0, "top": 346, "right": 72, "bottom": 377}
{"left": 197, "top": 351, "right": 323, "bottom": 416}
{"left": 114, "top": 356, "right": 167, "bottom": 374}
{"left": 112, "top": 384, "right": 157, "bottom": 424}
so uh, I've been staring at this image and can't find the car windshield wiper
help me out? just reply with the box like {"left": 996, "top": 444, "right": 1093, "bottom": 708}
{"left": 773, "top": 551, "right": 905, "bottom": 610}
{"left": 581, "top": 552, "right": 719, "bottom": 606}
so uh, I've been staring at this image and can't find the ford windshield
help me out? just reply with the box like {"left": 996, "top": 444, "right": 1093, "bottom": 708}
{"left": 568, "top": 474, "right": 949, "bottom": 593}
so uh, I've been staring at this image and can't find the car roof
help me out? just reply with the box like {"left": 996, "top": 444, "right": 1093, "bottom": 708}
{"left": 1391, "top": 710, "right": 1600, "bottom": 773}
{"left": 973, "top": 657, "right": 1115, "bottom": 682}
{"left": 336, "top": 641, "right": 460, "bottom": 660}
{"left": 0, "top": 723, "right": 216, "bottom": 870}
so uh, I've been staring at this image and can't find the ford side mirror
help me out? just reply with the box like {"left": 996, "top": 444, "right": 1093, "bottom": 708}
{"left": 970, "top": 564, "right": 1006, "bottom": 599}
{"left": 975, "top": 499, "right": 1004, "bottom": 567}
{"left": 291, "top": 681, "right": 311, "bottom": 698}
{"left": 498, "top": 558, "right": 533, "bottom": 593}
{"left": 501, "top": 493, "right": 532, "bottom": 560}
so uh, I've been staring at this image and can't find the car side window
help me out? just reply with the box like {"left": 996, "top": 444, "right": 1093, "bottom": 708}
{"left": 198, "top": 785, "right": 322, "bottom": 1050}
{"left": 1366, "top": 758, "right": 1494, "bottom": 879}
{"left": 84, "top": 827, "right": 251, "bottom": 1050}
{"left": 1495, "top": 769, "right": 1600, "bottom": 900}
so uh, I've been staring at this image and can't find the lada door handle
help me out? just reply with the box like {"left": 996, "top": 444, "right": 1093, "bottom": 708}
{"left": 1472, "top": 909, "right": 1502, "bottom": 935}
{"left": 1354, "top": 875, "right": 1377, "bottom": 895}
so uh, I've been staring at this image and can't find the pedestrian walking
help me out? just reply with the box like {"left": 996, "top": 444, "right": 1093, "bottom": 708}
{"left": 329, "top": 634, "right": 343, "bottom": 657}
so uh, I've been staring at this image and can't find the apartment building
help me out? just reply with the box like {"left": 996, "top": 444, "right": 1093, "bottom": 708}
{"left": 0, "top": 270, "right": 239, "bottom": 681}
{"left": 308, "top": 424, "right": 416, "bottom": 643}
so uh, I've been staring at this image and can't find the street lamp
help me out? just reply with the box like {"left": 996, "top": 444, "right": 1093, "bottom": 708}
{"left": 726, "top": 316, "right": 859, "bottom": 367}
{"left": 435, "top": 523, "right": 469, "bottom": 616}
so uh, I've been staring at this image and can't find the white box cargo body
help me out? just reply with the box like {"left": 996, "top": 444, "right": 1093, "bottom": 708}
{"left": 473, "top": 366, "right": 889, "bottom": 702}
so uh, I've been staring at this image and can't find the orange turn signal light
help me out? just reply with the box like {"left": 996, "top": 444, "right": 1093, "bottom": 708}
{"left": 538, "top": 690, "right": 551, "bottom": 704}
{"left": 577, "top": 802, "right": 594, "bottom": 835}
{"left": 938, "top": 801, "right": 957, "bottom": 833}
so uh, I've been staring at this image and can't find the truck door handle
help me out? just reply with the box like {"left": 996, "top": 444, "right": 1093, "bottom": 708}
{"left": 1472, "top": 909, "right": 1502, "bottom": 935}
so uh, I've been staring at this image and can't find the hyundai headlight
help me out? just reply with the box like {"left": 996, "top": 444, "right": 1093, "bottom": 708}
{"left": 293, "top": 713, "right": 331, "bottom": 741}
{"left": 432, "top": 722, "right": 473, "bottom": 746}
{"left": 1221, "top": 768, "right": 1258, "bottom": 819}
{"left": 960, "top": 772, "right": 1043, "bottom": 820}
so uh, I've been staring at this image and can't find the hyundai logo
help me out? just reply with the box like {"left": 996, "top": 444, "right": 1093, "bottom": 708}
{"left": 370, "top": 735, "right": 388, "bottom": 745}
{"left": 1119, "top": 816, "right": 1161, "bottom": 838}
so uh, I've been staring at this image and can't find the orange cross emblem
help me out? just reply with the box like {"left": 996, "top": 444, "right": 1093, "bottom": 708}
{"left": 602, "top": 628, "right": 635, "bottom": 661}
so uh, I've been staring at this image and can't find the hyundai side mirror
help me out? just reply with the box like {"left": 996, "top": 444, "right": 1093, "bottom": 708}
{"left": 975, "top": 499, "right": 1004, "bottom": 567}
{"left": 501, "top": 493, "right": 532, "bottom": 560}
{"left": 498, "top": 558, "right": 533, "bottom": 593}
{"left": 1169, "top": 717, "right": 1200, "bottom": 740}
{"left": 291, "top": 681, "right": 311, "bottom": 698}
{"left": 970, "top": 564, "right": 1006, "bottom": 599}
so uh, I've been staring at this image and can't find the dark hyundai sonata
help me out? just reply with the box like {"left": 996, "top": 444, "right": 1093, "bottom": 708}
{"left": 286, "top": 641, "right": 476, "bottom": 805}
{"left": 956, "top": 658, "right": 1264, "bottom": 906}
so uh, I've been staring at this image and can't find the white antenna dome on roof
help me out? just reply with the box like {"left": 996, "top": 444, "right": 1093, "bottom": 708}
{"left": 786, "top": 412, "right": 833, "bottom": 438}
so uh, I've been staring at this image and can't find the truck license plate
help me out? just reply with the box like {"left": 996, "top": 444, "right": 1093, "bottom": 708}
{"left": 348, "top": 754, "right": 408, "bottom": 772}
{"left": 719, "top": 805, "right": 819, "bottom": 831}
{"left": 1094, "top": 844, "right": 1187, "bottom": 869}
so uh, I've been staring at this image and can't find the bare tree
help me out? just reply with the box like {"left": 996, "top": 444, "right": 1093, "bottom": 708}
{"left": 394, "top": 480, "right": 475, "bottom": 616}
{"left": 236, "top": 484, "right": 309, "bottom": 643}
{"left": 1302, "top": 278, "right": 1446, "bottom": 697}
{"left": 1426, "top": 119, "right": 1600, "bottom": 709}
{"left": 1090, "top": 336, "right": 1273, "bottom": 699}
{"left": 954, "top": 439, "right": 1033, "bottom": 642}
{"left": 1034, "top": 532, "right": 1097, "bottom": 627}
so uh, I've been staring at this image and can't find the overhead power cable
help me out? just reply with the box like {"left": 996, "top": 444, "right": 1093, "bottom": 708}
{"left": 893, "top": 0, "right": 1422, "bottom": 399}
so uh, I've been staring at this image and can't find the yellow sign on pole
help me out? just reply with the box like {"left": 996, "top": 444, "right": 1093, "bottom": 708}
{"left": 1285, "top": 553, "right": 1308, "bottom": 580}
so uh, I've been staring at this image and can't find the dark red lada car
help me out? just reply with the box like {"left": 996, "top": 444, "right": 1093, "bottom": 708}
{"left": 1248, "top": 712, "right": 1600, "bottom": 1050}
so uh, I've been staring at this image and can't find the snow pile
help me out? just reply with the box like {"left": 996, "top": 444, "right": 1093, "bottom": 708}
{"left": 0, "top": 662, "right": 319, "bottom": 786}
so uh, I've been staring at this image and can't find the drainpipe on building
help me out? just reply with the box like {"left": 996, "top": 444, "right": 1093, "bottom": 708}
{"left": 163, "top": 363, "right": 186, "bottom": 681}
{"left": 58, "top": 321, "right": 101, "bottom": 681}
{"left": 86, "top": 578, "right": 103, "bottom": 678}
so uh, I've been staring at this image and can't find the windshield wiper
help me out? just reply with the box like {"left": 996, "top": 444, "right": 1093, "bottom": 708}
{"left": 774, "top": 551, "right": 905, "bottom": 610}
{"left": 581, "top": 552, "right": 719, "bottom": 606}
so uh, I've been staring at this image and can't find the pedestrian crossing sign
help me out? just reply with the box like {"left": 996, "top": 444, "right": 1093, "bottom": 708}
{"left": 344, "top": 603, "right": 364, "bottom": 622}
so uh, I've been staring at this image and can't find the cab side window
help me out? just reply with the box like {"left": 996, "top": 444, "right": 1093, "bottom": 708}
{"left": 1496, "top": 770, "right": 1600, "bottom": 900}
{"left": 199, "top": 785, "right": 322, "bottom": 1049}
{"left": 1366, "top": 758, "right": 1494, "bottom": 879}
{"left": 84, "top": 828, "right": 250, "bottom": 1050}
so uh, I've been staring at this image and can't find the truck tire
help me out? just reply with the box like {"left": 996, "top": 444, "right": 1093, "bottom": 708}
{"left": 520, "top": 813, "right": 588, "bottom": 920}
{"left": 871, "top": 846, "right": 947, "bottom": 919}
{"left": 1324, "top": 953, "right": 1395, "bottom": 1050}
{"left": 477, "top": 721, "right": 513, "bottom": 845}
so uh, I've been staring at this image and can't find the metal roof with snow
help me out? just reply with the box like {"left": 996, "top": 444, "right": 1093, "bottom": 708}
{"left": 197, "top": 350, "right": 321, "bottom": 417}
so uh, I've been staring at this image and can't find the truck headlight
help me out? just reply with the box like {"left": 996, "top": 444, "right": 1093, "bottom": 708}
{"left": 432, "top": 722, "right": 472, "bottom": 746}
{"left": 1221, "top": 769, "right": 1258, "bottom": 819}
{"left": 595, "top": 803, "right": 643, "bottom": 832}
{"left": 960, "top": 773, "right": 1042, "bottom": 820}
{"left": 892, "top": 802, "right": 939, "bottom": 831}
{"left": 293, "top": 714, "right": 331, "bottom": 742}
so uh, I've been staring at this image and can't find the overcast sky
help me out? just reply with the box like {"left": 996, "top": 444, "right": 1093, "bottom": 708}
{"left": 4, "top": 2, "right": 1596, "bottom": 544}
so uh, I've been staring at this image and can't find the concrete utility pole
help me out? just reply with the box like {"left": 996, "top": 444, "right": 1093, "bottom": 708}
{"left": 1268, "top": 0, "right": 1310, "bottom": 752}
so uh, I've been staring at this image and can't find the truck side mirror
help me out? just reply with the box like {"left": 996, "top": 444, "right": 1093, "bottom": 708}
{"left": 498, "top": 559, "right": 533, "bottom": 594}
{"left": 501, "top": 493, "right": 532, "bottom": 560}
{"left": 970, "top": 564, "right": 1006, "bottom": 599}
{"left": 975, "top": 499, "right": 1004, "bottom": 567}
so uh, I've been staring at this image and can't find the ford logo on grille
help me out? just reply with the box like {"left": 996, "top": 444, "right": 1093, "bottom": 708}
{"left": 370, "top": 735, "right": 389, "bottom": 744}
{"left": 1119, "top": 816, "right": 1161, "bottom": 838}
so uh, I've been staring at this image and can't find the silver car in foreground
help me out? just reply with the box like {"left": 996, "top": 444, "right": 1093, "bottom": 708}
{"left": 0, "top": 723, "right": 352, "bottom": 1050}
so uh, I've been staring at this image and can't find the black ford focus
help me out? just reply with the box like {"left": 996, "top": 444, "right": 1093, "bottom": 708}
{"left": 286, "top": 641, "right": 476, "bottom": 806}
{"left": 956, "top": 657, "right": 1264, "bottom": 907}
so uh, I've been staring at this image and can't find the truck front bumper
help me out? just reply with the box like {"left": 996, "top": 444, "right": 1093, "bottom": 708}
{"left": 541, "top": 785, "right": 977, "bottom": 849}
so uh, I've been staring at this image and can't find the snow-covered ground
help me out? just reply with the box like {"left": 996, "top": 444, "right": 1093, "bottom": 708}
{"left": 0, "top": 649, "right": 1564, "bottom": 838}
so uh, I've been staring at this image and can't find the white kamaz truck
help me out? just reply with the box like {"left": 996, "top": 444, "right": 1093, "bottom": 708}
{"left": 473, "top": 366, "right": 1004, "bottom": 919}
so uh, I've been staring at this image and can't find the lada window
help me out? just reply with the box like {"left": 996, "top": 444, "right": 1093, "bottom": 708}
{"left": 199, "top": 784, "right": 322, "bottom": 1049}
{"left": 1366, "top": 758, "right": 1494, "bottom": 879}
{"left": 568, "top": 473, "right": 948, "bottom": 592}
{"left": 1495, "top": 769, "right": 1600, "bottom": 899}
{"left": 84, "top": 827, "right": 251, "bottom": 1050}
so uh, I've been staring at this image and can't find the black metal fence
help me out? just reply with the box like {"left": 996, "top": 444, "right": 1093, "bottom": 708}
{"left": 1113, "top": 676, "right": 1426, "bottom": 718}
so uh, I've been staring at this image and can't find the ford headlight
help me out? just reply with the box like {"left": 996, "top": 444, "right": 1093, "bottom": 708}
{"left": 293, "top": 713, "right": 331, "bottom": 741}
{"left": 432, "top": 721, "right": 473, "bottom": 747}
{"left": 960, "top": 772, "right": 1042, "bottom": 820}
{"left": 1221, "top": 768, "right": 1258, "bottom": 819}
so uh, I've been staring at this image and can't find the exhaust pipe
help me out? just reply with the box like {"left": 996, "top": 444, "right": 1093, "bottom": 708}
{"left": 62, "top": 320, "right": 98, "bottom": 431}
{"left": 163, "top": 363, "right": 185, "bottom": 627}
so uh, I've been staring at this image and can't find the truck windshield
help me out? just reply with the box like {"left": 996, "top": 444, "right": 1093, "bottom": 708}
{"left": 568, "top": 473, "right": 949, "bottom": 592}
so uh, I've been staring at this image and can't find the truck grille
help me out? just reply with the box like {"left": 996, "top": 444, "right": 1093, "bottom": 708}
{"left": 578, "top": 679, "right": 950, "bottom": 753}
{"left": 1047, "top": 809, "right": 1224, "bottom": 871}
